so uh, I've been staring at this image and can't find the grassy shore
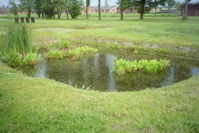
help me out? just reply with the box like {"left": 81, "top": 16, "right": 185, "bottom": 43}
{"left": 0, "top": 15, "right": 199, "bottom": 132}
{"left": 0, "top": 63, "right": 199, "bottom": 132}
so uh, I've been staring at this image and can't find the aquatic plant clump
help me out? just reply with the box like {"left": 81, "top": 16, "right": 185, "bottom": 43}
{"left": 46, "top": 50, "right": 65, "bottom": 60}
{"left": 57, "top": 41, "right": 70, "bottom": 49}
{"left": 1, "top": 53, "right": 41, "bottom": 67}
{"left": 67, "top": 46, "right": 98, "bottom": 59}
{"left": 114, "top": 58, "right": 170, "bottom": 75}
{"left": 45, "top": 46, "right": 98, "bottom": 60}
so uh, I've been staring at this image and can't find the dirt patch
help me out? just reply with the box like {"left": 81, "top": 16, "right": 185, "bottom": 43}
{"left": 0, "top": 19, "right": 8, "bottom": 21}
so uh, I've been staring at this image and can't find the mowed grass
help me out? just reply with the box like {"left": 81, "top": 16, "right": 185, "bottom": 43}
{"left": 0, "top": 63, "right": 199, "bottom": 132}
{"left": 0, "top": 14, "right": 199, "bottom": 132}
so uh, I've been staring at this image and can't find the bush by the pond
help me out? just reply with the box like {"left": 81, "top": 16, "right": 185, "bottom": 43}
{"left": 114, "top": 58, "right": 170, "bottom": 75}
{"left": 67, "top": 46, "right": 98, "bottom": 59}
{"left": 46, "top": 50, "right": 65, "bottom": 60}
{"left": 0, "top": 24, "right": 40, "bottom": 67}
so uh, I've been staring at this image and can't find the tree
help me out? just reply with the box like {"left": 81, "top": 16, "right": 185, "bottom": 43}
{"left": 19, "top": 0, "right": 34, "bottom": 18}
{"left": 182, "top": 0, "right": 188, "bottom": 20}
{"left": 174, "top": 1, "right": 182, "bottom": 10}
{"left": 167, "top": 0, "right": 176, "bottom": 16}
{"left": 153, "top": 0, "right": 159, "bottom": 16}
{"left": 104, "top": 0, "right": 108, "bottom": 16}
{"left": 68, "top": 0, "right": 84, "bottom": 19}
{"left": 117, "top": 0, "right": 132, "bottom": 20}
{"left": 134, "top": 0, "right": 150, "bottom": 19}
{"left": 9, "top": 0, "right": 20, "bottom": 16}
{"left": 134, "top": 0, "right": 166, "bottom": 19}
{"left": 34, "top": 0, "right": 42, "bottom": 18}
{"left": 98, "top": 0, "right": 101, "bottom": 20}
{"left": 54, "top": 1, "right": 65, "bottom": 19}
{"left": 86, "top": 0, "right": 90, "bottom": 19}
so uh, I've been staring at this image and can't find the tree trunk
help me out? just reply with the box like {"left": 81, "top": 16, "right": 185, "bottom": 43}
{"left": 182, "top": 0, "right": 188, "bottom": 20}
{"left": 168, "top": 6, "right": 170, "bottom": 16}
{"left": 140, "top": 0, "right": 145, "bottom": 19}
{"left": 65, "top": 10, "right": 69, "bottom": 19}
{"left": 155, "top": 6, "right": 157, "bottom": 16}
{"left": 98, "top": 0, "right": 101, "bottom": 20}
{"left": 140, "top": 13, "right": 144, "bottom": 19}
{"left": 27, "top": 9, "right": 31, "bottom": 18}
{"left": 86, "top": 6, "right": 89, "bottom": 19}
{"left": 58, "top": 13, "right": 61, "bottom": 19}
{"left": 42, "top": 13, "right": 44, "bottom": 18}
{"left": 120, "top": 9, "right": 124, "bottom": 20}
{"left": 38, "top": 12, "right": 41, "bottom": 18}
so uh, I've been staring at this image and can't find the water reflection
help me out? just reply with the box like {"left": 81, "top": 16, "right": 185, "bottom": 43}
{"left": 19, "top": 51, "right": 199, "bottom": 92}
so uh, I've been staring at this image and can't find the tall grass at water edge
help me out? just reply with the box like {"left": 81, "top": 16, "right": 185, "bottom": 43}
{"left": 0, "top": 24, "right": 40, "bottom": 67}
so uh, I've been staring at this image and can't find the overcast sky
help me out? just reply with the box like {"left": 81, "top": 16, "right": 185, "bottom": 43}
{"left": 0, "top": 0, "right": 198, "bottom": 7}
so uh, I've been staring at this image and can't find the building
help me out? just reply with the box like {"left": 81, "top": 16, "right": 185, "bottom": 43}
{"left": 0, "top": 7, "right": 9, "bottom": 14}
{"left": 181, "top": 4, "right": 199, "bottom": 16}
{"left": 83, "top": 6, "right": 117, "bottom": 14}
{"left": 116, "top": 7, "right": 137, "bottom": 14}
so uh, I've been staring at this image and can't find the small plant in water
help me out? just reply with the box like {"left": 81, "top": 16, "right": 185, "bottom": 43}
{"left": 114, "top": 58, "right": 170, "bottom": 75}
{"left": 57, "top": 41, "right": 70, "bottom": 49}
{"left": 67, "top": 46, "right": 98, "bottom": 59}
{"left": 46, "top": 50, "right": 65, "bottom": 60}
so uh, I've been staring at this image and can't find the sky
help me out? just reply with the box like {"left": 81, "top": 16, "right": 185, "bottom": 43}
{"left": 0, "top": 0, "right": 198, "bottom": 7}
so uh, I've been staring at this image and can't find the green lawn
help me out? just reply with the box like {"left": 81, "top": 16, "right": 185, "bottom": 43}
{"left": 0, "top": 14, "right": 199, "bottom": 132}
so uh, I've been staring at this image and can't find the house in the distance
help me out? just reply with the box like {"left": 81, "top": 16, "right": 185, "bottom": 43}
{"left": 83, "top": 6, "right": 117, "bottom": 14}
{"left": 181, "top": 4, "right": 199, "bottom": 16}
{"left": 0, "top": 7, "right": 10, "bottom": 14}
{"left": 116, "top": 7, "right": 137, "bottom": 14}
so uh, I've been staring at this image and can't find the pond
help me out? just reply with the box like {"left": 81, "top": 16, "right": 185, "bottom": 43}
{"left": 20, "top": 50, "right": 199, "bottom": 92}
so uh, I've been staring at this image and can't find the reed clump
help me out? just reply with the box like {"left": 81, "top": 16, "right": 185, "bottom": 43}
{"left": 0, "top": 24, "right": 40, "bottom": 67}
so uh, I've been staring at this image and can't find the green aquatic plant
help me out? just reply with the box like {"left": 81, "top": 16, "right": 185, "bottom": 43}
{"left": 114, "top": 58, "right": 170, "bottom": 75}
{"left": 46, "top": 50, "right": 65, "bottom": 60}
{"left": 67, "top": 46, "right": 98, "bottom": 59}
{"left": 57, "top": 41, "right": 70, "bottom": 49}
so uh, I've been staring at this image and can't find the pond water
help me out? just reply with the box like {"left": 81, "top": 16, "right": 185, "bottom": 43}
{"left": 20, "top": 50, "right": 199, "bottom": 92}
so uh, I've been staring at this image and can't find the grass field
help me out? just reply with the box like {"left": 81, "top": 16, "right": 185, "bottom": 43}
{"left": 0, "top": 14, "right": 199, "bottom": 132}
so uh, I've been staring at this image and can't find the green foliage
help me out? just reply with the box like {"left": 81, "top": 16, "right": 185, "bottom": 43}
{"left": 114, "top": 58, "right": 170, "bottom": 75}
{"left": 46, "top": 50, "right": 65, "bottom": 60}
{"left": 57, "top": 41, "right": 70, "bottom": 49}
{"left": 22, "top": 53, "right": 41, "bottom": 65}
{"left": 9, "top": 1, "right": 20, "bottom": 16}
{"left": 0, "top": 53, "right": 41, "bottom": 67}
{"left": 0, "top": 24, "right": 40, "bottom": 67}
{"left": 67, "top": 46, "right": 98, "bottom": 59}
{"left": 4, "top": 24, "right": 31, "bottom": 55}
{"left": 68, "top": 0, "right": 84, "bottom": 19}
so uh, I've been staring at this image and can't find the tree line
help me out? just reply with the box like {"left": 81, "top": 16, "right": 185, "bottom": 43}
{"left": 9, "top": 0, "right": 189, "bottom": 20}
